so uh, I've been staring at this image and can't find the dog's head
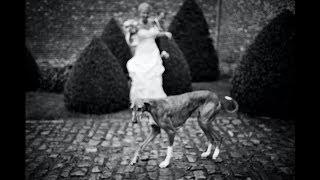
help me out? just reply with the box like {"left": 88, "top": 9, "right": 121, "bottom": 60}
{"left": 130, "top": 99, "right": 152, "bottom": 124}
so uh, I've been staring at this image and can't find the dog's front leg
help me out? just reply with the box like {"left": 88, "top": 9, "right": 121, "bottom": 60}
{"left": 201, "top": 143, "right": 212, "bottom": 158}
{"left": 130, "top": 126, "right": 160, "bottom": 165}
{"left": 159, "top": 129, "right": 175, "bottom": 168}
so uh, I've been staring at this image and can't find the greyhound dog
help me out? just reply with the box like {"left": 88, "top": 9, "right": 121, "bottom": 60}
{"left": 129, "top": 90, "right": 238, "bottom": 168}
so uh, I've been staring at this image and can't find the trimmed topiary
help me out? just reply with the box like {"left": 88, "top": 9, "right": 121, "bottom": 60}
{"left": 168, "top": 0, "right": 219, "bottom": 82}
{"left": 25, "top": 46, "right": 41, "bottom": 92}
{"left": 39, "top": 63, "right": 72, "bottom": 93}
{"left": 230, "top": 10, "right": 295, "bottom": 119}
{"left": 156, "top": 36, "right": 192, "bottom": 95}
{"left": 101, "top": 18, "right": 132, "bottom": 75}
{"left": 64, "top": 37, "right": 130, "bottom": 114}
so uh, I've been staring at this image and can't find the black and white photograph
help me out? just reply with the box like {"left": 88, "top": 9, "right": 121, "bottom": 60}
{"left": 25, "top": 0, "right": 295, "bottom": 179}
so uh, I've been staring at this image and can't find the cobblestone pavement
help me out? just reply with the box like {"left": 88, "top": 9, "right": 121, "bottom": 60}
{"left": 25, "top": 111, "right": 295, "bottom": 180}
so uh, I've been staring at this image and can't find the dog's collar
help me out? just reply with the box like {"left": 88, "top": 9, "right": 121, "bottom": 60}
{"left": 140, "top": 112, "right": 158, "bottom": 126}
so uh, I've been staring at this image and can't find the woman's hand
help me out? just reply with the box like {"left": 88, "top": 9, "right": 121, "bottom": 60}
{"left": 160, "top": 51, "right": 170, "bottom": 59}
{"left": 165, "top": 32, "right": 172, "bottom": 39}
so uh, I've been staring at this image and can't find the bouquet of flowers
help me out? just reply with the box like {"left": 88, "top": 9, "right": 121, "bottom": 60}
{"left": 123, "top": 19, "right": 139, "bottom": 35}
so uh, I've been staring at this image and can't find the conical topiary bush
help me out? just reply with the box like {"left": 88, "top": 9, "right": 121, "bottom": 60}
{"left": 25, "top": 46, "right": 41, "bottom": 92}
{"left": 168, "top": 0, "right": 219, "bottom": 82}
{"left": 230, "top": 10, "right": 295, "bottom": 120}
{"left": 64, "top": 36, "right": 130, "bottom": 114}
{"left": 101, "top": 18, "right": 132, "bottom": 75}
{"left": 156, "top": 36, "right": 192, "bottom": 95}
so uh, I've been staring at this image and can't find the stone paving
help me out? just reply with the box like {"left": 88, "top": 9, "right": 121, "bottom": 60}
{"left": 25, "top": 111, "right": 295, "bottom": 180}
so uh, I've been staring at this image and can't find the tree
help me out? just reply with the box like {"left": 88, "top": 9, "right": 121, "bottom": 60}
{"left": 64, "top": 37, "right": 130, "bottom": 114}
{"left": 101, "top": 18, "right": 132, "bottom": 75}
{"left": 156, "top": 37, "right": 192, "bottom": 95}
{"left": 169, "top": 0, "right": 220, "bottom": 82}
{"left": 230, "top": 10, "right": 295, "bottom": 119}
{"left": 25, "top": 46, "right": 41, "bottom": 92}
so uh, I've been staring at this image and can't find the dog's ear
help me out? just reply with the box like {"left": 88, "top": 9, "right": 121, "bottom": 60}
{"left": 143, "top": 101, "right": 152, "bottom": 112}
{"left": 130, "top": 100, "right": 137, "bottom": 110}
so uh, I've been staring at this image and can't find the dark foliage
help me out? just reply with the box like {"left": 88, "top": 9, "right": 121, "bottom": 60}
{"left": 101, "top": 18, "right": 132, "bottom": 75}
{"left": 25, "top": 46, "right": 41, "bottom": 92}
{"left": 230, "top": 10, "right": 295, "bottom": 120}
{"left": 156, "top": 37, "right": 192, "bottom": 95}
{"left": 39, "top": 64, "right": 72, "bottom": 93}
{"left": 64, "top": 37, "right": 130, "bottom": 114}
{"left": 168, "top": 0, "right": 219, "bottom": 82}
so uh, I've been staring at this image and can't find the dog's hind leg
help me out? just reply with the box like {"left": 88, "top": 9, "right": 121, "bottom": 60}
{"left": 198, "top": 117, "right": 215, "bottom": 158}
{"left": 201, "top": 103, "right": 222, "bottom": 160}
{"left": 209, "top": 118, "right": 222, "bottom": 160}
{"left": 197, "top": 104, "right": 217, "bottom": 158}
{"left": 130, "top": 125, "right": 160, "bottom": 165}
{"left": 201, "top": 142, "right": 213, "bottom": 158}
{"left": 200, "top": 119, "right": 221, "bottom": 159}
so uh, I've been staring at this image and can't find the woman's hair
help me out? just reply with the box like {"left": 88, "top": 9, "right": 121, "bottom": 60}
{"left": 138, "top": 2, "right": 152, "bottom": 13}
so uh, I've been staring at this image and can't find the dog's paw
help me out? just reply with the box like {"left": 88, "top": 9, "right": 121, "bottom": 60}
{"left": 129, "top": 160, "right": 137, "bottom": 166}
{"left": 130, "top": 157, "right": 138, "bottom": 166}
{"left": 159, "top": 160, "right": 170, "bottom": 168}
{"left": 212, "top": 147, "right": 220, "bottom": 160}
{"left": 201, "top": 152, "right": 210, "bottom": 158}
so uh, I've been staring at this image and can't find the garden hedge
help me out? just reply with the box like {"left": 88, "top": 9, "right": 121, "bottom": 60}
{"left": 64, "top": 37, "right": 130, "bottom": 114}
{"left": 25, "top": 46, "right": 41, "bottom": 92}
{"left": 101, "top": 18, "right": 132, "bottom": 75}
{"left": 39, "top": 63, "right": 72, "bottom": 93}
{"left": 168, "top": 0, "right": 219, "bottom": 82}
{"left": 156, "top": 36, "right": 192, "bottom": 95}
{"left": 230, "top": 10, "right": 295, "bottom": 119}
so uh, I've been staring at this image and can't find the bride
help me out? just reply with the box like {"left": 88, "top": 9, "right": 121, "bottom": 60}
{"left": 124, "top": 3, "right": 172, "bottom": 106}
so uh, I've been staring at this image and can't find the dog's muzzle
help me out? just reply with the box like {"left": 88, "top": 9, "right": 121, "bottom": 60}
{"left": 131, "top": 111, "right": 142, "bottom": 124}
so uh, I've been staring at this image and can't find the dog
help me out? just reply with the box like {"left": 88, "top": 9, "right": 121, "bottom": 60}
{"left": 129, "top": 90, "right": 238, "bottom": 168}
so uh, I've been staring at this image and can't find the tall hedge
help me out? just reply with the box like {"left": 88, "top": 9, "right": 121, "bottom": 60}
{"left": 39, "top": 63, "right": 72, "bottom": 93}
{"left": 25, "top": 46, "right": 41, "bottom": 92}
{"left": 230, "top": 10, "right": 295, "bottom": 119}
{"left": 101, "top": 18, "right": 132, "bottom": 75}
{"left": 64, "top": 37, "right": 130, "bottom": 114}
{"left": 156, "top": 37, "right": 192, "bottom": 95}
{"left": 168, "top": 0, "right": 219, "bottom": 82}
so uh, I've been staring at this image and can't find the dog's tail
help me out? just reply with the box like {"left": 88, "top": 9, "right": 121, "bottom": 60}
{"left": 220, "top": 96, "right": 239, "bottom": 113}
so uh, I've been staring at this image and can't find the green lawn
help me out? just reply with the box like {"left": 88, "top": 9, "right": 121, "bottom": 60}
{"left": 26, "top": 78, "right": 232, "bottom": 120}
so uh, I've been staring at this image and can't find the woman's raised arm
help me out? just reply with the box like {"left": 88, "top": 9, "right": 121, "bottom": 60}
{"left": 157, "top": 31, "right": 172, "bottom": 39}
{"left": 125, "top": 31, "right": 133, "bottom": 46}
{"left": 123, "top": 19, "right": 139, "bottom": 46}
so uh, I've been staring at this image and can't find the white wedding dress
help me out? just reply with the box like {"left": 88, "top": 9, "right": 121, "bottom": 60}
{"left": 126, "top": 27, "right": 167, "bottom": 102}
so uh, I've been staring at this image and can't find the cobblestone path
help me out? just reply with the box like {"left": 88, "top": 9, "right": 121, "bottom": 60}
{"left": 25, "top": 111, "right": 295, "bottom": 180}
